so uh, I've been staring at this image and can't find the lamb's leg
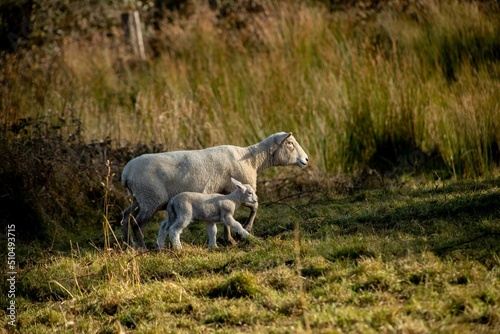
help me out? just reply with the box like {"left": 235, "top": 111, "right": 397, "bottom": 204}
{"left": 223, "top": 203, "right": 257, "bottom": 243}
{"left": 206, "top": 222, "right": 218, "bottom": 249}
{"left": 169, "top": 215, "right": 191, "bottom": 250}
{"left": 242, "top": 202, "right": 258, "bottom": 232}
{"left": 223, "top": 215, "right": 250, "bottom": 239}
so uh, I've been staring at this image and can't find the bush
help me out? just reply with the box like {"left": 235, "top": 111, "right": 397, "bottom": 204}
{"left": 0, "top": 118, "right": 165, "bottom": 248}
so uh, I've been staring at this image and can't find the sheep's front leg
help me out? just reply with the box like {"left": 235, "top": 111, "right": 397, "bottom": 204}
{"left": 242, "top": 202, "right": 258, "bottom": 232}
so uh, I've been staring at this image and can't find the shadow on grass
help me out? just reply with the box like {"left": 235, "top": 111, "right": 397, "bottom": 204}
{"left": 415, "top": 178, "right": 500, "bottom": 198}
{"left": 262, "top": 178, "right": 500, "bottom": 262}
{"left": 350, "top": 192, "right": 500, "bottom": 230}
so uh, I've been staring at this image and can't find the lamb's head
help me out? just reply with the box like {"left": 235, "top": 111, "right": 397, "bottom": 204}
{"left": 272, "top": 132, "right": 309, "bottom": 168}
{"left": 231, "top": 178, "right": 258, "bottom": 204}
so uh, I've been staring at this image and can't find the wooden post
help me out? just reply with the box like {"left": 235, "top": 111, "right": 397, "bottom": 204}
{"left": 121, "top": 11, "right": 146, "bottom": 60}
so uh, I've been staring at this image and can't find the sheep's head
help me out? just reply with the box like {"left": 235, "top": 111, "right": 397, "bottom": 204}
{"left": 272, "top": 132, "right": 309, "bottom": 168}
{"left": 231, "top": 178, "right": 258, "bottom": 204}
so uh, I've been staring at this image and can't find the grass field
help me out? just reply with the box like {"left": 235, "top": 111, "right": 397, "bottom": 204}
{"left": 2, "top": 177, "right": 499, "bottom": 333}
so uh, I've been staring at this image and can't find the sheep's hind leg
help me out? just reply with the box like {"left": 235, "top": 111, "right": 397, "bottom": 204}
{"left": 132, "top": 209, "right": 157, "bottom": 250}
{"left": 121, "top": 200, "right": 140, "bottom": 247}
{"left": 157, "top": 217, "right": 169, "bottom": 249}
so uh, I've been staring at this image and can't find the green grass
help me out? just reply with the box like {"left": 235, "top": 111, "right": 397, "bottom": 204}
{"left": 2, "top": 178, "right": 499, "bottom": 333}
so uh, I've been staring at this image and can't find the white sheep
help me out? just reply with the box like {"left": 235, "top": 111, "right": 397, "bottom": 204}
{"left": 159, "top": 178, "right": 257, "bottom": 249}
{"left": 121, "top": 132, "right": 309, "bottom": 249}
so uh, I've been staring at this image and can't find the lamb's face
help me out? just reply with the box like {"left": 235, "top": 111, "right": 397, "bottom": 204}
{"left": 274, "top": 133, "right": 309, "bottom": 168}
{"left": 232, "top": 178, "right": 258, "bottom": 204}
{"left": 243, "top": 186, "right": 258, "bottom": 204}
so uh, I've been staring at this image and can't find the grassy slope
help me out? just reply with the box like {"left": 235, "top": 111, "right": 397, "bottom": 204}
{"left": 3, "top": 178, "right": 499, "bottom": 333}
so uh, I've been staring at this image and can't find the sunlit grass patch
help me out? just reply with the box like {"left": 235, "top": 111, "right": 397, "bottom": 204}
{"left": 207, "top": 272, "right": 261, "bottom": 299}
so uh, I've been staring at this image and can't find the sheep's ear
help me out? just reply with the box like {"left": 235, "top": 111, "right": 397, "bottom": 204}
{"left": 278, "top": 132, "right": 292, "bottom": 145}
{"left": 231, "top": 177, "right": 245, "bottom": 190}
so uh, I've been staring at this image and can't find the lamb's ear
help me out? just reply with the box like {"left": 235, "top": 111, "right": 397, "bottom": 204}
{"left": 231, "top": 177, "right": 246, "bottom": 191}
{"left": 278, "top": 132, "right": 292, "bottom": 145}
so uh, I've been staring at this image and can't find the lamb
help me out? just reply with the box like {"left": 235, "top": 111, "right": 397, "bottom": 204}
{"left": 121, "top": 132, "right": 309, "bottom": 249}
{"left": 159, "top": 178, "right": 258, "bottom": 249}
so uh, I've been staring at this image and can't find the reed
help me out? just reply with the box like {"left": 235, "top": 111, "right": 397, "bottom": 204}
{"left": 2, "top": 0, "right": 499, "bottom": 177}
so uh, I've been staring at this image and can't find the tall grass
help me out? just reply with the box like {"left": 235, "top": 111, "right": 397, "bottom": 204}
{"left": 1, "top": 0, "right": 499, "bottom": 177}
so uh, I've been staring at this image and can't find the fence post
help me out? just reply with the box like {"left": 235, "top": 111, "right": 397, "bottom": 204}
{"left": 121, "top": 10, "right": 146, "bottom": 60}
